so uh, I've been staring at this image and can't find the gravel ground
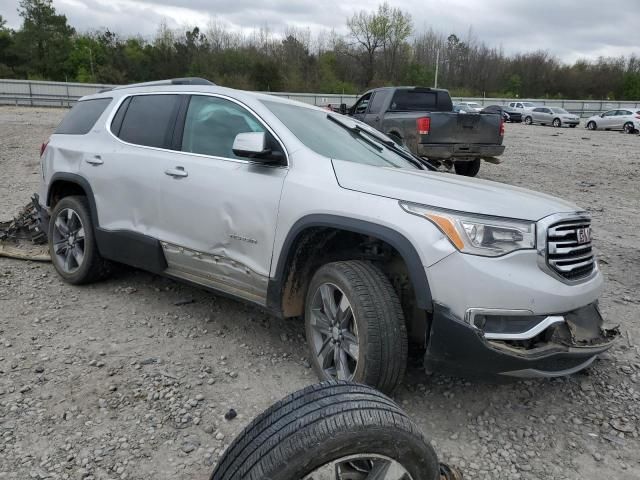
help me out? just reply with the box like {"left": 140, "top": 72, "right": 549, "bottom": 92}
{"left": 1, "top": 106, "right": 639, "bottom": 480}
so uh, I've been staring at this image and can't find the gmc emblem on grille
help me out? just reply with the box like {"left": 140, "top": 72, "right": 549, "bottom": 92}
{"left": 576, "top": 227, "right": 591, "bottom": 244}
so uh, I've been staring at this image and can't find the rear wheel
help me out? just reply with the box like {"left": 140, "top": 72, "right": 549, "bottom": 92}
{"left": 454, "top": 158, "right": 481, "bottom": 177}
{"left": 304, "top": 261, "right": 407, "bottom": 395}
{"left": 587, "top": 121, "right": 597, "bottom": 130}
{"left": 209, "top": 382, "right": 441, "bottom": 480}
{"left": 553, "top": 118, "right": 562, "bottom": 127}
{"left": 524, "top": 116, "right": 533, "bottom": 125}
{"left": 48, "top": 196, "right": 110, "bottom": 284}
{"left": 623, "top": 122, "right": 635, "bottom": 134}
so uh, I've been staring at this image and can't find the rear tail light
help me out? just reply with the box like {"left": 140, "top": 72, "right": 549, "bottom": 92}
{"left": 499, "top": 118, "right": 505, "bottom": 136}
{"left": 417, "top": 117, "right": 431, "bottom": 135}
{"left": 40, "top": 140, "right": 49, "bottom": 157}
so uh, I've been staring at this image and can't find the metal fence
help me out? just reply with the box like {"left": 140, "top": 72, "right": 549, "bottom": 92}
{"left": 1, "top": 79, "right": 639, "bottom": 117}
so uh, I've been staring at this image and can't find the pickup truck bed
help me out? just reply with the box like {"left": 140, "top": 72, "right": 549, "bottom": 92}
{"left": 348, "top": 87, "right": 505, "bottom": 176}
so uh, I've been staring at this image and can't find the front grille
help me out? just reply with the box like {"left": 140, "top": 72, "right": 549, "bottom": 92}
{"left": 546, "top": 219, "right": 595, "bottom": 280}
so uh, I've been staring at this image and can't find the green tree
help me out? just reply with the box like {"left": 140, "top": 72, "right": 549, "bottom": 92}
{"left": 402, "top": 62, "right": 434, "bottom": 86}
{"left": 14, "top": 0, "right": 75, "bottom": 80}
{"left": 0, "top": 14, "right": 18, "bottom": 77}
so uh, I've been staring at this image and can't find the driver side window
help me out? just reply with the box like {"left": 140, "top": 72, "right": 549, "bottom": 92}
{"left": 353, "top": 93, "right": 372, "bottom": 115}
{"left": 181, "top": 95, "right": 266, "bottom": 159}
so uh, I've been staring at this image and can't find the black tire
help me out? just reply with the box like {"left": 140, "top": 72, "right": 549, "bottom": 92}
{"left": 454, "top": 158, "right": 481, "bottom": 177}
{"left": 304, "top": 261, "right": 407, "bottom": 395}
{"left": 553, "top": 118, "right": 561, "bottom": 127}
{"left": 48, "top": 196, "right": 110, "bottom": 284}
{"left": 210, "top": 381, "right": 440, "bottom": 480}
{"left": 524, "top": 116, "right": 533, "bottom": 125}
{"left": 623, "top": 122, "right": 635, "bottom": 134}
{"left": 387, "top": 132, "right": 404, "bottom": 146}
{"left": 587, "top": 121, "right": 597, "bottom": 130}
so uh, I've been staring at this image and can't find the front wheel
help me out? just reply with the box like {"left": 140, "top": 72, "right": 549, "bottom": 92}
{"left": 304, "top": 261, "right": 407, "bottom": 395}
{"left": 524, "top": 116, "right": 533, "bottom": 125}
{"left": 209, "top": 382, "right": 441, "bottom": 480}
{"left": 454, "top": 158, "right": 481, "bottom": 177}
{"left": 587, "top": 121, "right": 597, "bottom": 130}
{"left": 623, "top": 122, "right": 635, "bottom": 134}
{"left": 48, "top": 196, "right": 110, "bottom": 284}
{"left": 553, "top": 118, "right": 562, "bottom": 127}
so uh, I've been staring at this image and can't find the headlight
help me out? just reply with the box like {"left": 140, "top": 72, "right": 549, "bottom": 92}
{"left": 400, "top": 202, "right": 536, "bottom": 257}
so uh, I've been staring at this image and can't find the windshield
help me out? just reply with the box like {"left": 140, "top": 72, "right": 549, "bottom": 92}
{"left": 551, "top": 108, "right": 569, "bottom": 114}
{"left": 262, "top": 101, "right": 420, "bottom": 170}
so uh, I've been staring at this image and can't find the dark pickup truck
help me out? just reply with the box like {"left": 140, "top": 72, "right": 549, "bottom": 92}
{"left": 346, "top": 87, "right": 505, "bottom": 176}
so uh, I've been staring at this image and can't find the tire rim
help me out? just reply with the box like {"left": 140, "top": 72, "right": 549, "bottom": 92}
{"left": 309, "top": 283, "right": 359, "bottom": 381}
{"left": 303, "top": 454, "right": 413, "bottom": 480}
{"left": 588, "top": 122, "right": 595, "bottom": 130}
{"left": 553, "top": 119, "right": 560, "bottom": 127}
{"left": 52, "top": 208, "right": 85, "bottom": 274}
{"left": 624, "top": 123, "right": 633, "bottom": 133}
{"left": 525, "top": 117, "right": 531, "bottom": 125}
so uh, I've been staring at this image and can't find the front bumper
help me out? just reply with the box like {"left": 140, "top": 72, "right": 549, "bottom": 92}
{"left": 562, "top": 119, "right": 580, "bottom": 126}
{"left": 425, "top": 303, "right": 618, "bottom": 378}
{"left": 417, "top": 143, "right": 505, "bottom": 160}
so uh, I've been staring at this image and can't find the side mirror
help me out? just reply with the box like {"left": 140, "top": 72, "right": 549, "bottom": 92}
{"left": 339, "top": 103, "right": 347, "bottom": 115}
{"left": 232, "top": 132, "right": 270, "bottom": 158}
{"left": 232, "top": 132, "right": 285, "bottom": 164}
{"left": 600, "top": 113, "right": 605, "bottom": 118}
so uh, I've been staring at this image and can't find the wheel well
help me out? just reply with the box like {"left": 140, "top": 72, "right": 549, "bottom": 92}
{"left": 278, "top": 227, "right": 428, "bottom": 346}
{"left": 387, "top": 131, "right": 403, "bottom": 141}
{"left": 48, "top": 180, "right": 87, "bottom": 207}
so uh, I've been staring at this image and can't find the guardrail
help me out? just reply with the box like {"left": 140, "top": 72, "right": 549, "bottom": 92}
{"left": 1, "top": 79, "right": 639, "bottom": 117}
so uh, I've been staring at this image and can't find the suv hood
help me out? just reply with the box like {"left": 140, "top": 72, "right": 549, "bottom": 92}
{"left": 332, "top": 159, "right": 581, "bottom": 221}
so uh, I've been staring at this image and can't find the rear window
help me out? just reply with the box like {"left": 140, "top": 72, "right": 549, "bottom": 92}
{"left": 388, "top": 89, "right": 452, "bottom": 112}
{"left": 114, "top": 94, "right": 180, "bottom": 148}
{"left": 55, "top": 98, "right": 112, "bottom": 135}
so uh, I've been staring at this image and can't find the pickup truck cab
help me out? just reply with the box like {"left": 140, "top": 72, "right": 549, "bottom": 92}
{"left": 348, "top": 87, "right": 505, "bottom": 177}
{"left": 508, "top": 101, "right": 538, "bottom": 114}
{"left": 39, "top": 79, "right": 617, "bottom": 394}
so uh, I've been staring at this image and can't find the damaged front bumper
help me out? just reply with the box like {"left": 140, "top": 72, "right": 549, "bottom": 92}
{"left": 425, "top": 302, "right": 619, "bottom": 378}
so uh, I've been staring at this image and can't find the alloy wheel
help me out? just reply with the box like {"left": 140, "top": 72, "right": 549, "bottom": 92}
{"left": 303, "top": 454, "right": 413, "bottom": 480}
{"left": 309, "top": 283, "right": 360, "bottom": 381}
{"left": 51, "top": 208, "right": 85, "bottom": 273}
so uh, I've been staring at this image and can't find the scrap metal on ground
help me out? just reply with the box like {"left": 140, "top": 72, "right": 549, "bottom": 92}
{"left": 0, "top": 194, "right": 50, "bottom": 261}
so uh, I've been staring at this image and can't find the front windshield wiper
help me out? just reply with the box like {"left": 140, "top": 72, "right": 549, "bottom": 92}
{"left": 327, "top": 114, "right": 434, "bottom": 171}
{"left": 326, "top": 114, "right": 384, "bottom": 153}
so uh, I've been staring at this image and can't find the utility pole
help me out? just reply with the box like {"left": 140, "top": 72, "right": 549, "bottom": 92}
{"left": 86, "top": 47, "right": 95, "bottom": 82}
{"left": 434, "top": 49, "right": 439, "bottom": 88}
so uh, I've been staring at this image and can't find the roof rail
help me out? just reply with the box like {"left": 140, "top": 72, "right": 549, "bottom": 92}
{"left": 100, "top": 77, "right": 215, "bottom": 92}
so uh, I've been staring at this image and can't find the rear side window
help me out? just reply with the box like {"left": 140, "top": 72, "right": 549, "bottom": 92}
{"left": 114, "top": 94, "right": 180, "bottom": 148}
{"left": 55, "top": 98, "right": 112, "bottom": 135}
{"left": 389, "top": 89, "right": 452, "bottom": 112}
{"left": 368, "top": 90, "right": 390, "bottom": 114}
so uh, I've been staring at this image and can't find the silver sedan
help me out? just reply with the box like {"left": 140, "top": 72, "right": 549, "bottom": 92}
{"left": 524, "top": 107, "right": 580, "bottom": 127}
{"left": 585, "top": 109, "right": 640, "bottom": 133}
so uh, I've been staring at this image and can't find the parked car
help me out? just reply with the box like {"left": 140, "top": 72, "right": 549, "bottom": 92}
{"left": 481, "top": 104, "right": 523, "bottom": 123}
{"left": 452, "top": 104, "right": 468, "bottom": 113}
{"left": 585, "top": 109, "right": 640, "bottom": 133}
{"left": 39, "top": 78, "right": 618, "bottom": 394}
{"left": 348, "top": 87, "right": 505, "bottom": 177}
{"left": 524, "top": 107, "right": 580, "bottom": 127}
{"left": 508, "top": 101, "right": 538, "bottom": 114}
{"left": 456, "top": 101, "right": 483, "bottom": 112}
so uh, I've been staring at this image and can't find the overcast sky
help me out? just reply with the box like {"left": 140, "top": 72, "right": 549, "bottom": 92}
{"left": 1, "top": 0, "right": 638, "bottom": 63}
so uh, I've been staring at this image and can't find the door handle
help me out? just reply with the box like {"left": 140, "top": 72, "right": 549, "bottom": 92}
{"left": 164, "top": 166, "right": 188, "bottom": 178}
{"left": 85, "top": 155, "right": 103, "bottom": 166}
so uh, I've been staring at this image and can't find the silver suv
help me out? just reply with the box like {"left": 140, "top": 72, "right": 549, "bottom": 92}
{"left": 39, "top": 78, "right": 617, "bottom": 394}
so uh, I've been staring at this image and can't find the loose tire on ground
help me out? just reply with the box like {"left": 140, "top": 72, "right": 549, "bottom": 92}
{"left": 48, "top": 196, "right": 110, "bottom": 284}
{"left": 304, "top": 261, "right": 408, "bottom": 395}
{"left": 454, "top": 158, "right": 481, "bottom": 177}
{"left": 209, "top": 381, "right": 441, "bottom": 480}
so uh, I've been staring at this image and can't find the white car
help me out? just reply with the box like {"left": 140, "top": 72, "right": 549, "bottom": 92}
{"left": 456, "top": 101, "right": 482, "bottom": 112}
{"left": 585, "top": 109, "right": 640, "bottom": 133}
{"left": 508, "top": 101, "right": 538, "bottom": 114}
